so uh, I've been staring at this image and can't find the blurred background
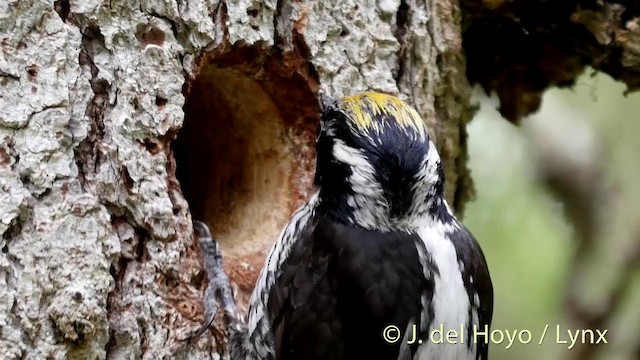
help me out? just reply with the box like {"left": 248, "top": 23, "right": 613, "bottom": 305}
{"left": 465, "top": 71, "right": 640, "bottom": 360}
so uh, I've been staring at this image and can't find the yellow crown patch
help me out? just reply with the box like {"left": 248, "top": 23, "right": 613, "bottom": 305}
{"left": 339, "top": 92, "right": 427, "bottom": 138}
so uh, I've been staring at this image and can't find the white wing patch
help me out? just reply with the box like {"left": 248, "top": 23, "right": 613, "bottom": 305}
{"left": 246, "top": 192, "right": 319, "bottom": 335}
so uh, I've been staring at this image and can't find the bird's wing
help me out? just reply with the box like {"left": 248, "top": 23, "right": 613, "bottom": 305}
{"left": 266, "top": 214, "right": 332, "bottom": 360}
{"left": 242, "top": 192, "right": 320, "bottom": 358}
{"left": 269, "top": 217, "right": 432, "bottom": 360}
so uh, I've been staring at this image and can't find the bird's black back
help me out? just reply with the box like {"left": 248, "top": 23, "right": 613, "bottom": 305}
{"left": 267, "top": 216, "right": 433, "bottom": 360}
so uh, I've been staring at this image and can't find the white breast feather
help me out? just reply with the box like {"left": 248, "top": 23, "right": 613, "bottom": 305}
{"left": 415, "top": 216, "right": 474, "bottom": 360}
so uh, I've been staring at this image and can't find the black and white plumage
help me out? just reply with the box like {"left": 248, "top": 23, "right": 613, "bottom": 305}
{"left": 194, "top": 92, "right": 493, "bottom": 360}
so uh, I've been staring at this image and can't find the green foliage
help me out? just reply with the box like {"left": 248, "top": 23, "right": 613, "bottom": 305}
{"left": 464, "top": 72, "right": 640, "bottom": 359}
{"left": 466, "top": 98, "right": 572, "bottom": 359}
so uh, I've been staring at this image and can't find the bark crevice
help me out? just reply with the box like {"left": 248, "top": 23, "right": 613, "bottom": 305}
{"left": 75, "top": 26, "right": 110, "bottom": 190}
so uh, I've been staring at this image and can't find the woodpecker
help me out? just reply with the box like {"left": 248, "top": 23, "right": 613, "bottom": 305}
{"left": 192, "top": 92, "right": 493, "bottom": 360}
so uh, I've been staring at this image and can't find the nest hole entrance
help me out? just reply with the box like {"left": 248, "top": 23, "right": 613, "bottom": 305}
{"left": 174, "top": 48, "right": 319, "bottom": 296}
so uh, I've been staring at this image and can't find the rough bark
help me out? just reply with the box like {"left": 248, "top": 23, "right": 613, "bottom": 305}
{"left": 0, "top": 0, "right": 474, "bottom": 358}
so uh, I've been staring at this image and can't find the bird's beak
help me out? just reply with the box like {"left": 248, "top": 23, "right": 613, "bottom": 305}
{"left": 318, "top": 92, "right": 337, "bottom": 113}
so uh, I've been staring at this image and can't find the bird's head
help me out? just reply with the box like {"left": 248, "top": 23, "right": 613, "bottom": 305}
{"left": 315, "top": 92, "right": 447, "bottom": 231}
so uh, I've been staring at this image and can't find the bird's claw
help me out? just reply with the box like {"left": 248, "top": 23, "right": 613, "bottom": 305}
{"left": 185, "top": 221, "right": 238, "bottom": 340}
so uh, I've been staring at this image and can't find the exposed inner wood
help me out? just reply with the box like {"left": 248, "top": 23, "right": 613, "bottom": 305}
{"left": 174, "top": 51, "right": 319, "bottom": 305}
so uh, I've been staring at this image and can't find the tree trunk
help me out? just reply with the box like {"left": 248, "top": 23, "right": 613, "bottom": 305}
{"left": 0, "top": 0, "right": 473, "bottom": 358}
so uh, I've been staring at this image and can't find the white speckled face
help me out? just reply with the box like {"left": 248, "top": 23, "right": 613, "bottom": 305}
{"left": 316, "top": 93, "right": 445, "bottom": 232}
